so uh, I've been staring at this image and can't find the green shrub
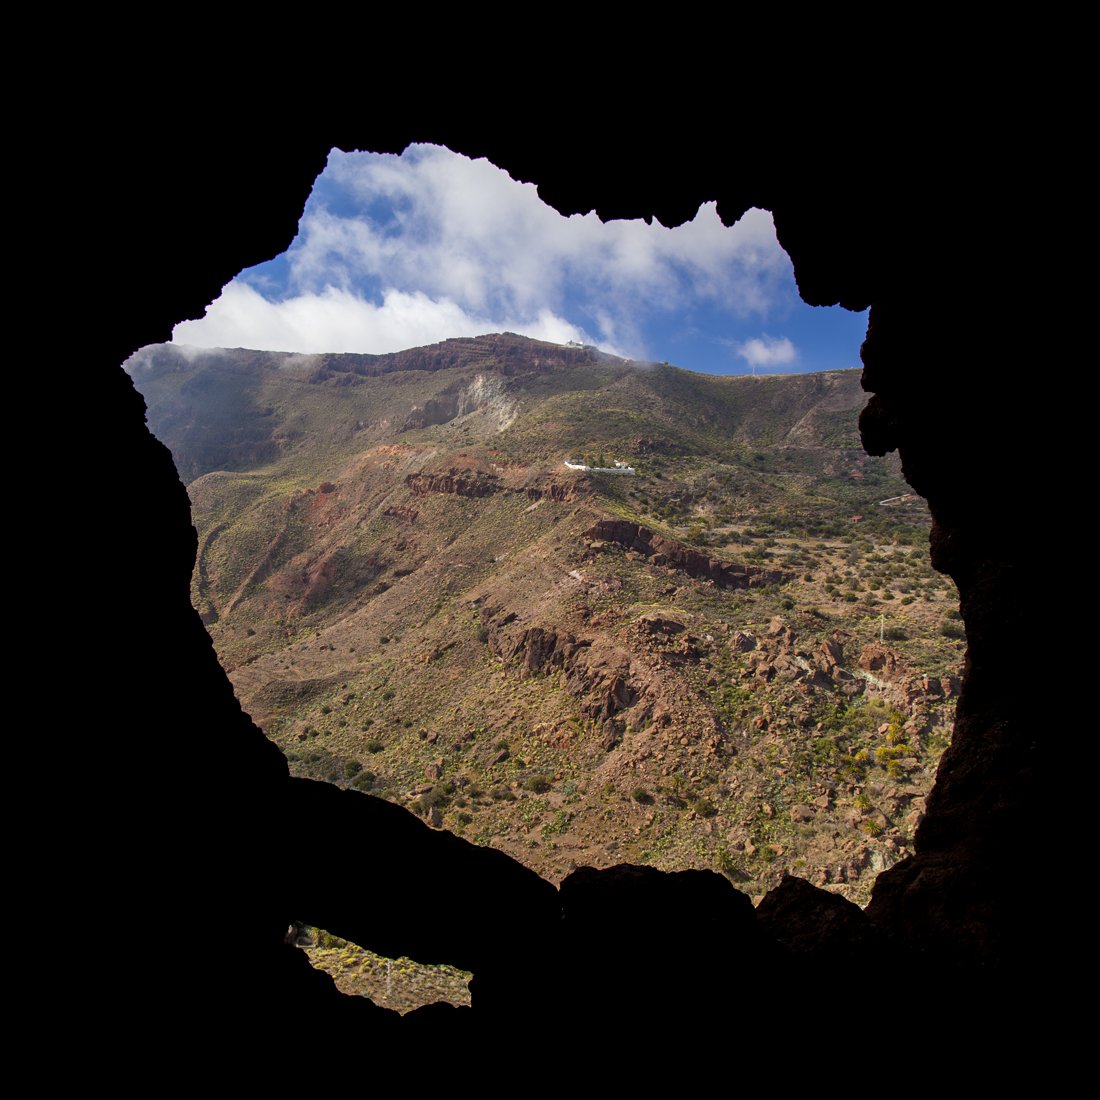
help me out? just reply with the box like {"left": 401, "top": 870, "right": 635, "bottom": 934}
{"left": 715, "top": 847, "right": 747, "bottom": 880}
{"left": 631, "top": 787, "right": 654, "bottom": 804}
{"left": 419, "top": 783, "right": 454, "bottom": 811}
{"left": 313, "top": 928, "right": 345, "bottom": 950}
{"left": 366, "top": 740, "right": 384, "bottom": 754}
{"left": 524, "top": 775, "right": 552, "bottom": 794}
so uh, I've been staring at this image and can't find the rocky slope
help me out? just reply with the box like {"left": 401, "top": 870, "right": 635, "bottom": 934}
{"left": 130, "top": 334, "right": 962, "bottom": 910}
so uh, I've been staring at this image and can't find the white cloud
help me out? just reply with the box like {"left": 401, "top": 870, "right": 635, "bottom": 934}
{"left": 172, "top": 144, "right": 795, "bottom": 358}
{"left": 736, "top": 335, "right": 798, "bottom": 368}
{"left": 311, "top": 146, "right": 788, "bottom": 313}
{"left": 123, "top": 341, "right": 217, "bottom": 375}
{"left": 172, "top": 280, "right": 604, "bottom": 357}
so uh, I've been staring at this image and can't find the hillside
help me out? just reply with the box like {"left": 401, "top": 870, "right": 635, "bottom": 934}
{"left": 130, "top": 333, "right": 961, "bottom": 911}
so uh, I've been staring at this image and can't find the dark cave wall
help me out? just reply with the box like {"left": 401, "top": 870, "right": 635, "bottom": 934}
{"left": 74, "top": 109, "right": 1035, "bottom": 1042}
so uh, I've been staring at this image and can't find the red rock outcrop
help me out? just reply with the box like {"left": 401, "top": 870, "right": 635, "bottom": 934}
{"left": 407, "top": 471, "right": 501, "bottom": 498}
{"left": 301, "top": 333, "right": 600, "bottom": 382}
{"left": 406, "top": 469, "right": 582, "bottom": 503}
{"left": 482, "top": 612, "right": 664, "bottom": 739}
{"left": 584, "top": 519, "right": 790, "bottom": 589}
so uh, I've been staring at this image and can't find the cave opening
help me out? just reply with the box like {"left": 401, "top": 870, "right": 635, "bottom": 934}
{"left": 70, "top": 91, "right": 1050, "bottom": 1060}
{"left": 117, "top": 142, "right": 976, "bottom": 1014}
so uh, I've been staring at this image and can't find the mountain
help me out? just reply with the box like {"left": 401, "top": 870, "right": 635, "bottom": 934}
{"left": 130, "top": 333, "right": 961, "bottom": 912}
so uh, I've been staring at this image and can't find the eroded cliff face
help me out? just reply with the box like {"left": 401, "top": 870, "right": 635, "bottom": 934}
{"left": 406, "top": 468, "right": 581, "bottom": 502}
{"left": 82, "top": 114, "right": 1038, "bottom": 1056}
{"left": 584, "top": 519, "right": 791, "bottom": 589}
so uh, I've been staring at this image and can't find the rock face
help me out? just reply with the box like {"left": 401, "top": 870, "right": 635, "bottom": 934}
{"left": 483, "top": 612, "right": 643, "bottom": 731}
{"left": 406, "top": 469, "right": 581, "bottom": 502}
{"left": 407, "top": 470, "right": 501, "bottom": 499}
{"left": 584, "top": 519, "right": 790, "bottom": 588}
{"left": 756, "top": 873, "right": 876, "bottom": 971}
{"left": 555, "top": 863, "right": 778, "bottom": 1022}
{"left": 81, "top": 113, "right": 1040, "bottom": 1054}
{"left": 284, "top": 333, "right": 599, "bottom": 383}
{"left": 402, "top": 371, "right": 518, "bottom": 431}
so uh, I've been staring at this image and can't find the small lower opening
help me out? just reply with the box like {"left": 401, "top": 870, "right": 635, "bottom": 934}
{"left": 297, "top": 926, "right": 471, "bottom": 1013}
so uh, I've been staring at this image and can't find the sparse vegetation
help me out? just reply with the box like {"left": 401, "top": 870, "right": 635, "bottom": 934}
{"left": 302, "top": 926, "right": 472, "bottom": 1013}
{"left": 137, "top": 336, "right": 961, "bottom": 907}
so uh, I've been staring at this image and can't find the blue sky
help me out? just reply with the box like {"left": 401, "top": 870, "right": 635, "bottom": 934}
{"left": 173, "top": 144, "right": 868, "bottom": 375}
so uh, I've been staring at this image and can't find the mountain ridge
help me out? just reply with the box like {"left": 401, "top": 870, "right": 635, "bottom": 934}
{"left": 131, "top": 334, "right": 961, "bottom": 919}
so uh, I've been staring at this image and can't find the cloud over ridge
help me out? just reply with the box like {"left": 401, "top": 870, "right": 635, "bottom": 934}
{"left": 736, "top": 335, "right": 799, "bottom": 368}
{"left": 173, "top": 144, "right": 866, "bottom": 373}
